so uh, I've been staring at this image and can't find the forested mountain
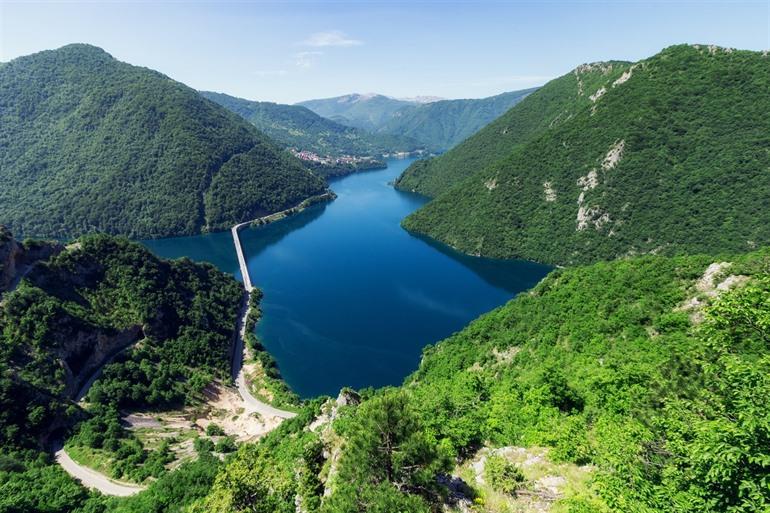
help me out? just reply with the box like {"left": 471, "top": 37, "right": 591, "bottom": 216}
{"left": 297, "top": 93, "right": 415, "bottom": 131}
{"left": 401, "top": 45, "right": 770, "bottom": 265}
{"left": 378, "top": 88, "right": 536, "bottom": 152}
{"left": 200, "top": 91, "right": 420, "bottom": 158}
{"left": 394, "top": 66, "right": 629, "bottom": 197}
{"left": 0, "top": 44, "right": 327, "bottom": 240}
{"left": 0, "top": 232, "right": 241, "bottom": 510}
{"left": 298, "top": 89, "right": 537, "bottom": 152}
{"left": 193, "top": 249, "right": 770, "bottom": 513}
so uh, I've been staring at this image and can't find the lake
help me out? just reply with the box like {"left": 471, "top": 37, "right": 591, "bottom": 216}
{"left": 143, "top": 158, "right": 551, "bottom": 397}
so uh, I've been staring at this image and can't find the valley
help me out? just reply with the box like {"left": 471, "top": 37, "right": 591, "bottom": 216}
{"left": 1, "top": 4, "right": 769, "bottom": 511}
{"left": 144, "top": 158, "right": 551, "bottom": 397}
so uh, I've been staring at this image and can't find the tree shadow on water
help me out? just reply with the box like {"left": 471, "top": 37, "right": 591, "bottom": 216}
{"left": 238, "top": 202, "right": 328, "bottom": 260}
{"left": 406, "top": 231, "right": 552, "bottom": 294}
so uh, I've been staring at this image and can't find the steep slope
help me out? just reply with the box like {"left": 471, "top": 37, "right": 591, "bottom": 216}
{"left": 201, "top": 91, "right": 419, "bottom": 158}
{"left": 297, "top": 93, "right": 413, "bottom": 131}
{"left": 0, "top": 234, "right": 242, "bottom": 449}
{"left": 394, "top": 65, "right": 629, "bottom": 197}
{"left": 402, "top": 45, "right": 770, "bottom": 265}
{"left": 0, "top": 44, "right": 326, "bottom": 239}
{"left": 299, "top": 89, "right": 540, "bottom": 153}
{"left": 378, "top": 87, "right": 537, "bottom": 152}
{"left": 0, "top": 232, "right": 243, "bottom": 510}
{"left": 193, "top": 249, "right": 770, "bottom": 513}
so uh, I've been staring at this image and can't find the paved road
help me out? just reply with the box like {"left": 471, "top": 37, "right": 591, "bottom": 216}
{"left": 53, "top": 207, "right": 309, "bottom": 495}
{"left": 54, "top": 443, "right": 145, "bottom": 496}
{"left": 231, "top": 224, "right": 253, "bottom": 292}
{"left": 231, "top": 292, "right": 297, "bottom": 419}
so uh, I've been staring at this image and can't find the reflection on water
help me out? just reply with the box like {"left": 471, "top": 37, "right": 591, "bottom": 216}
{"left": 407, "top": 231, "right": 550, "bottom": 294}
{"left": 240, "top": 158, "right": 552, "bottom": 397}
{"left": 238, "top": 203, "right": 327, "bottom": 261}
{"left": 142, "top": 159, "right": 552, "bottom": 398}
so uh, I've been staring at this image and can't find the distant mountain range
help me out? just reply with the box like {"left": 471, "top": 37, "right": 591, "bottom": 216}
{"left": 297, "top": 93, "right": 415, "bottom": 132}
{"left": 0, "top": 44, "right": 327, "bottom": 239}
{"left": 399, "top": 45, "right": 770, "bottom": 265}
{"left": 297, "top": 89, "right": 537, "bottom": 151}
{"left": 200, "top": 91, "right": 421, "bottom": 161}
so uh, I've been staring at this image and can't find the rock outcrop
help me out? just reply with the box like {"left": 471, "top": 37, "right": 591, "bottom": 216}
{"left": 0, "top": 226, "right": 63, "bottom": 292}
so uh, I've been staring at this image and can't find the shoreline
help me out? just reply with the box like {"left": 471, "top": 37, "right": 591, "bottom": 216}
{"left": 230, "top": 189, "right": 337, "bottom": 292}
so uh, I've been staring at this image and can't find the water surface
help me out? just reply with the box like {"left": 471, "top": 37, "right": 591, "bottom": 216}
{"left": 144, "top": 159, "right": 551, "bottom": 397}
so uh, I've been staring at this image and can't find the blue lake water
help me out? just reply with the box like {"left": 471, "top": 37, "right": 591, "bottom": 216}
{"left": 143, "top": 158, "right": 551, "bottom": 397}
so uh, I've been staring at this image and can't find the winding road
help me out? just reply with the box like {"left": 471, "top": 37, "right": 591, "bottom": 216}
{"left": 54, "top": 208, "right": 310, "bottom": 496}
{"left": 54, "top": 442, "right": 146, "bottom": 497}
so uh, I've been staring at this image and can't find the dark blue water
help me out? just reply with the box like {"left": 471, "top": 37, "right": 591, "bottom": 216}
{"left": 144, "top": 158, "right": 551, "bottom": 397}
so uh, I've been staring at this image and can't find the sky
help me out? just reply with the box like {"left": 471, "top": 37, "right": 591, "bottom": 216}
{"left": 1, "top": 0, "right": 768, "bottom": 104}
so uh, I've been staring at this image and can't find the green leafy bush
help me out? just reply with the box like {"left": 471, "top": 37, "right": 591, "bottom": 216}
{"left": 483, "top": 454, "right": 526, "bottom": 494}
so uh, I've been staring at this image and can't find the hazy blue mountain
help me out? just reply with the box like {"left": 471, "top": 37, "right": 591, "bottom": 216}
{"left": 201, "top": 91, "right": 420, "bottom": 158}
{"left": 298, "top": 88, "right": 539, "bottom": 151}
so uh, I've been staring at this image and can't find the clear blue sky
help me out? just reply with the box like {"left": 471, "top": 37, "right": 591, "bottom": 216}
{"left": 1, "top": 1, "right": 768, "bottom": 104}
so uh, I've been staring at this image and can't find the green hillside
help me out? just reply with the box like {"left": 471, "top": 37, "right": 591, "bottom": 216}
{"left": 379, "top": 88, "right": 537, "bottom": 152}
{"left": 297, "top": 93, "right": 414, "bottom": 131}
{"left": 298, "top": 89, "right": 539, "bottom": 152}
{"left": 193, "top": 249, "right": 770, "bottom": 513}
{"left": 402, "top": 45, "right": 770, "bottom": 265}
{"left": 0, "top": 44, "right": 327, "bottom": 240}
{"left": 394, "top": 66, "right": 629, "bottom": 197}
{"left": 0, "top": 233, "right": 241, "bottom": 508}
{"left": 200, "top": 91, "right": 420, "bottom": 158}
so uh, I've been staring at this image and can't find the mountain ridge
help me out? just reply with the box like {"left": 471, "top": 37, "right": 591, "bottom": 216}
{"left": 298, "top": 88, "right": 538, "bottom": 151}
{"left": 0, "top": 44, "right": 327, "bottom": 239}
{"left": 400, "top": 44, "right": 770, "bottom": 265}
{"left": 200, "top": 91, "right": 421, "bottom": 161}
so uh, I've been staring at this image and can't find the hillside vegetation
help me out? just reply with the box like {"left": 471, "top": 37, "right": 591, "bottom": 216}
{"left": 192, "top": 248, "right": 770, "bottom": 513}
{"left": 298, "top": 89, "right": 537, "bottom": 152}
{"left": 297, "top": 93, "right": 414, "bottom": 131}
{"left": 379, "top": 88, "right": 536, "bottom": 152}
{"left": 401, "top": 45, "right": 770, "bottom": 265}
{"left": 201, "top": 91, "right": 420, "bottom": 158}
{"left": 0, "top": 44, "right": 326, "bottom": 240}
{"left": 0, "top": 232, "right": 243, "bottom": 511}
{"left": 394, "top": 65, "right": 629, "bottom": 197}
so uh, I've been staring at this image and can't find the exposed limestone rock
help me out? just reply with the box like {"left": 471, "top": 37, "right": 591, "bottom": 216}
{"left": 493, "top": 346, "right": 521, "bottom": 364}
{"left": 589, "top": 86, "right": 606, "bottom": 102}
{"left": 306, "top": 388, "right": 361, "bottom": 498}
{"left": 602, "top": 140, "right": 625, "bottom": 170}
{"left": 577, "top": 170, "right": 599, "bottom": 191}
{"left": 612, "top": 67, "right": 634, "bottom": 87}
{"left": 678, "top": 262, "right": 750, "bottom": 323}
{"left": 543, "top": 182, "right": 557, "bottom": 202}
{"left": 484, "top": 178, "right": 498, "bottom": 191}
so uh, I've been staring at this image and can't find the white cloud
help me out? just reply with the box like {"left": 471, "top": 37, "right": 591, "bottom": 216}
{"left": 294, "top": 51, "right": 323, "bottom": 68}
{"left": 300, "top": 30, "right": 362, "bottom": 47}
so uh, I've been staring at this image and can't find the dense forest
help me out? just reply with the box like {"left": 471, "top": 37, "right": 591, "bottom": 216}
{"left": 201, "top": 91, "right": 421, "bottom": 159}
{"left": 191, "top": 248, "right": 770, "bottom": 512}
{"left": 298, "top": 89, "right": 536, "bottom": 152}
{"left": 4, "top": 245, "right": 769, "bottom": 512}
{"left": 377, "top": 88, "right": 537, "bottom": 152}
{"left": 0, "top": 44, "right": 327, "bottom": 239}
{"left": 1, "top": 41, "right": 769, "bottom": 513}
{"left": 0, "top": 233, "right": 242, "bottom": 511}
{"left": 400, "top": 45, "right": 770, "bottom": 265}
{"left": 394, "top": 65, "right": 629, "bottom": 197}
